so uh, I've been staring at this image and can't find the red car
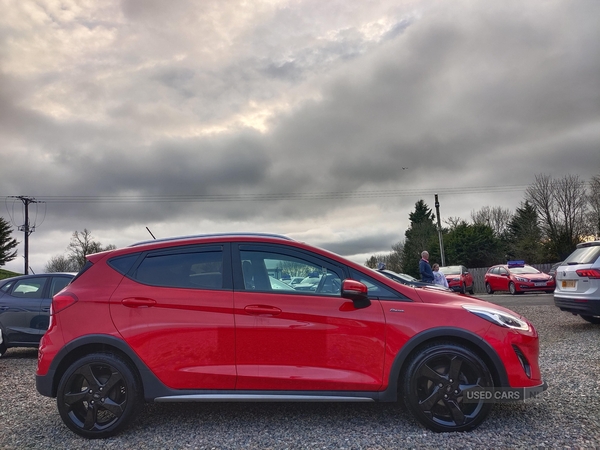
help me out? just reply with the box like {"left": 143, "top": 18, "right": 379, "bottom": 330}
{"left": 439, "top": 265, "right": 474, "bottom": 294}
{"left": 36, "top": 234, "right": 546, "bottom": 438}
{"left": 485, "top": 262, "right": 555, "bottom": 295}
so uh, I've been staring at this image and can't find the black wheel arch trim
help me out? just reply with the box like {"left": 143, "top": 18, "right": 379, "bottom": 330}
{"left": 36, "top": 334, "right": 169, "bottom": 400}
{"left": 377, "top": 327, "right": 510, "bottom": 402}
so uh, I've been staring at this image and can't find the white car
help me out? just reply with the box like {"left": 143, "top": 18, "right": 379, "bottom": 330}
{"left": 554, "top": 241, "right": 600, "bottom": 324}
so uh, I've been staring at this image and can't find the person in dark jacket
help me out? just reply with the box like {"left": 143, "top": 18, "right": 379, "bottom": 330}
{"left": 419, "top": 251, "right": 434, "bottom": 283}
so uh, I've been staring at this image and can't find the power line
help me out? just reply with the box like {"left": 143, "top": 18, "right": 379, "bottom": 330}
{"left": 3, "top": 184, "right": 532, "bottom": 204}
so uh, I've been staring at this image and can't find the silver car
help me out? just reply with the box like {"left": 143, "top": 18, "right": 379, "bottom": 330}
{"left": 554, "top": 241, "right": 600, "bottom": 324}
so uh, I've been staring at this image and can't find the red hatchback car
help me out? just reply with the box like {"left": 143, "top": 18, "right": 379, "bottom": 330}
{"left": 36, "top": 234, "right": 546, "bottom": 438}
{"left": 438, "top": 265, "right": 474, "bottom": 294}
{"left": 484, "top": 262, "right": 555, "bottom": 295}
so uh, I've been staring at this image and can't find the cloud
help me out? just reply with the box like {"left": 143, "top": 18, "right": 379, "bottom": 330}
{"left": 1, "top": 0, "right": 599, "bottom": 273}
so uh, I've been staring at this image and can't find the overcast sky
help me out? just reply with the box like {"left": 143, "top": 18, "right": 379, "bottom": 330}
{"left": 1, "top": 0, "right": 599, "bottom": 274}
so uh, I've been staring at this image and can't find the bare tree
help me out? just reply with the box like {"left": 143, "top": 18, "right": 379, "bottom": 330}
{"left": 470, "top": 206, "right": 513, "bottom": 237}
{"left": 588, "top": 174, "right": 600, "bottom": 239}
{"left": 525, "top": 174, "right": 589, "bottom": 259}
{"left": 45, "top": 255, "right": 79, "bottom": 273}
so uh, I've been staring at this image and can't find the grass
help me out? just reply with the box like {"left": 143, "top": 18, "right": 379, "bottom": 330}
{"left": 0, "top": 268, "right": 21, "bottom": 280}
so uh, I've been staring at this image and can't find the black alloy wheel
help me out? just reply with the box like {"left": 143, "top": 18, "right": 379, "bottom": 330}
{"left": 57, "top": 353, "right": 141, "bottom": 439}
{"left": 485, "top": 283, "right": 493, "bottom": 294}
{"left": 402, "top": 342, "right": 494, "bottom": 432}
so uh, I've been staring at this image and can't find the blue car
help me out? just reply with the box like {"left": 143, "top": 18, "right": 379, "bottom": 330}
{"left": 0, "top": 273, "right": 74, "bottom": 356}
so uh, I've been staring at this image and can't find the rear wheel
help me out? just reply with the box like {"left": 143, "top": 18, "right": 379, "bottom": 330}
{"left": 485, "top": 283, "right": 493, "bottom": 294}
{"left": 57, "top": 352, "right": 141, "bottom": 439}
{"left": 580, "top": 315, "right": 600, "bottom": 324}
{"left": 402, "top": 342, "right": 494, "bottom": 432}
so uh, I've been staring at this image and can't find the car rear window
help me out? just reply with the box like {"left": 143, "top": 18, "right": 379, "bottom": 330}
{"left": 564, "top": 245, "right": 600, "bottom": 265}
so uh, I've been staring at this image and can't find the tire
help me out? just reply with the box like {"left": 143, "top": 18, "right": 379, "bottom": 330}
{"left": 57, "top": 352, "right": 142, "bottom": 439}
{"left": 485, "top": 283, "right": 493, "bottom": 294}
{"left": 580, "top": 315, "right": 600, "bottom": 324}
{"left": 509, "top": 282, "right": 518, "bottom": 295}
{"left": 402, "top": 342, "right": 494, "bottom": 432}
{"left": 0, "top": 342, "right": 6, "bottom": 357}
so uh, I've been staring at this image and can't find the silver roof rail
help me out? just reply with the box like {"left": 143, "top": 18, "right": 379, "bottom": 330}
{"left": 130, "top": 232, "right": 294, "bottom": 247}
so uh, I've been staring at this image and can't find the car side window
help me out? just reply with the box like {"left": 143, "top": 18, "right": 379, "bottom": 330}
{"left": 239, "top": 250, "right": 342, "bottom": 295}
{"left": 133, "top": 247, "right": 224, "bottom": 289}
{"left": 10, "top": 277, "right": 48, "bottom": 299}
{"left": 349, "top": 269, "right": 406, "bottom": 300}
{"left": 50, "top": 277, "right": 71, "bottom": 297}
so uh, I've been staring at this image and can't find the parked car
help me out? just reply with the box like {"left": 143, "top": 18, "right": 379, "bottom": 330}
{"left": 484, "top": 263, "right": 555, "bottom": 295}
{"left": 438, "top": 265, "right": 474, "bottom": 294}
{"left": 547, "top": 261, "right": 563, "bottom": 280}
{"left": 0, "top": 273, "right": 74, "bottom": 357}
{"left": 554, "top": 241, "right": 600, "bottom": 324}
{"left": 36, "top": 233, "right": 546, "bottom": 438}
{"left": 376, "top": 269, "right": 451, "bottom": 291}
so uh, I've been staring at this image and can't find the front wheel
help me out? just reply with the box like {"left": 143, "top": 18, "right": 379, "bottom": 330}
{"left": 57, "top": 352, "right": 141, "bottom": 439}
{"left": 580, "top": 315, "right": 600, "bottom": 324}
{"left": 402, "top": 342, "right": 494, "bottom": 432}
{"left": 509, "top": 282, "right": 518, "bottom": 295}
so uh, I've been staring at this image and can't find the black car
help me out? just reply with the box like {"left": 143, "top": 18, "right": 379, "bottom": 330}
{"left": 0, "top": 273, "right": 74, "bottom": 356}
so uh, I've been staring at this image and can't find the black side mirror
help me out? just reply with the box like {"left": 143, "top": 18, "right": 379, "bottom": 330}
{"left": 341, "top": 279, "right": 371, "bottom": 309}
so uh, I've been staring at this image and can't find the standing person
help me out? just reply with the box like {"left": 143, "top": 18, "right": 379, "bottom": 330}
{"left": 419, "top": 251, "right": 434, "bottom": 283}
{"left": 432, "top": 263, "right": 449, "bottom": 288}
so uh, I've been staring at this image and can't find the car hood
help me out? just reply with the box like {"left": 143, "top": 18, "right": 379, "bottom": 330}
{"left": 414, "top": 289, "right": 525, "bottom": 318}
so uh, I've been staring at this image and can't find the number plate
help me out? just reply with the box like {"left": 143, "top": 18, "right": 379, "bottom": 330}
{"left": 534, "top": 282, "right": 547, "bottom": 287}
{"left": 562, "top": 280, "right": 576, "bottom": 288}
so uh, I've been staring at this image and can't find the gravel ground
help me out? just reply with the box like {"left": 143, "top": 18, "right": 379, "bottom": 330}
{"left": 1, "top": 304, "right": 599, "bottom": 449}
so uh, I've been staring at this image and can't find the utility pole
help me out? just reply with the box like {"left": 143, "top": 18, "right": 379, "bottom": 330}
{"left": 434, "top": 194, "right": 445, "bottom": 266}
{"left": 14, "top": 196, "right": 39, "bottom": 275}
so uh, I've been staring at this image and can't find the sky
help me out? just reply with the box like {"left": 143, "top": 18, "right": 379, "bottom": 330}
{"left": 1, "top": 0, "right": 599, "bottom": 274}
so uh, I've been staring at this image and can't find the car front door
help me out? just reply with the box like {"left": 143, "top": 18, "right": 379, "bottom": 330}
{"left": 233, "top": 244, "right": 387, "bottom": 392}
{"left": 0, "top": 276, "right": 49, "bottom": 345}
{"left": 109, "top": 244, "right": 236, "bottom": 390}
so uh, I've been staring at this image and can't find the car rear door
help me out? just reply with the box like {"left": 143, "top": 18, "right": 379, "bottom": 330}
{"left": 233, "top": 244, "right": 387, "bottom": 392}
{"left": 109, "top": 244, "right": 236, "bottom": 390}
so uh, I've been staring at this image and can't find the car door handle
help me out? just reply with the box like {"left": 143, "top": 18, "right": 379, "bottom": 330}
{"left": 122, "top": 297, "right": 157, "bottom": 308}
{"left": 244, "top": 305, "right": 282, "bottom": 316}
{"left": 41, "top": 307, "right": 50, "bottom": 312}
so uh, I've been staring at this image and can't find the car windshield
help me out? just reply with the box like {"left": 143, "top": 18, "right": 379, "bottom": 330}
{"left": 564, "top": 245, "right": 600, "bottom": 265}
{"left": 439, "top": 266, "right": 461, "bottom": 275}
{"left": 509, "top": 266, "right": 540, "bottom": 274}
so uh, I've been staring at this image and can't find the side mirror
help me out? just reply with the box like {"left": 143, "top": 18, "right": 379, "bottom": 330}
{"left": 341, "top": 279, "right": 371, "bottom": 309}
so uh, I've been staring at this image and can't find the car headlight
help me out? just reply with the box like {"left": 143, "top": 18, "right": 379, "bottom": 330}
{"left": 462, "top": 305, "right": 529, "bottom": 331}
{"left": 515, "top": 277, "right": 528, "bottom": 282}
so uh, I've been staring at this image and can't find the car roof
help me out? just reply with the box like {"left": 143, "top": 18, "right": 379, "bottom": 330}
{"left": 576, "top": 240, "right": 600, "bottom": 248}
{"left": 130, "top": 232, "right": 294, "bottom": 247}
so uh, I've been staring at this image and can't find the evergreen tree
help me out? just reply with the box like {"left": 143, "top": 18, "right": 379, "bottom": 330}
{"left": 402, "top": 200, "right": 439, "bottom": 278}
{"left": 506, "top": 201, "right": 546, "bottom": 263}
{"left": 444, "top": 222, "right": 502, "bottom": 267}
{"left": 0, "top": 217, "right": 18, "bottom": 266}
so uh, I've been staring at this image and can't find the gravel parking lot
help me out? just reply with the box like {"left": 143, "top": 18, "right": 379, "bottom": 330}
{"left": 1, "top": 298, "right": 599, "bottom": 449}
